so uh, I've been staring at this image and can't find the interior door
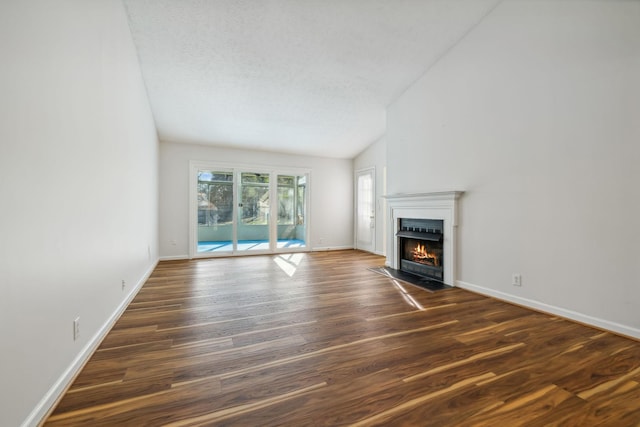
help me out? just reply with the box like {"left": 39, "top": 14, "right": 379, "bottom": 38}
{"left": 355, "top": 168, "right": 375, "bottom": 253}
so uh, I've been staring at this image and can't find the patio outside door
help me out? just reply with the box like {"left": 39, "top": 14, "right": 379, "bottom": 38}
{"left": 355, "top": 168, "right": 375, "bottom": 253}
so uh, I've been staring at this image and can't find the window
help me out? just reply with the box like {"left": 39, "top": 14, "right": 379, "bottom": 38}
{"left": 277, "top": 175, "right": 306, "bottom": 225}
{"left": 296, "top": 175, "right": 306, "bottom": 226}
{"left": 197, "top": 170, "right": 233, "bottom": 225}
{"left": 278, "top": 175, "right": 295, "bottom": 225}
{"left": 241, "top": 172, "right": 269, "bottom": 225}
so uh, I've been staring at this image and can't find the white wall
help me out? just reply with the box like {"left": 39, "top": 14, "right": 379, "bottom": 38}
{"left": 0, "top": 1, "right": 159, "bottom": 426}
{"left": 160, "top": 141, "right": 353, "bottom": 258}
{"left": 387, "top": 0, "right": 640, "bottom": 337}
{"left": 353, "top": 136, "right": 387, "bottom": 255}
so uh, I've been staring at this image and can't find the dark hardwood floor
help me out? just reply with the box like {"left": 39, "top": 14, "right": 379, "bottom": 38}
{"left": 45, "top": 250, "right": 640, "bottom": 426}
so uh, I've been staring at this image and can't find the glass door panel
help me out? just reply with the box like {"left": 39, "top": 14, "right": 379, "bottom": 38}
{"left": 197, "top": 170, "right": 234, "bottom": 253}
{"left": 277, "top": 174, "right": 307, "bottom": 249}
{"left": 237, "top": 172, "right": 270, "bottom": 251}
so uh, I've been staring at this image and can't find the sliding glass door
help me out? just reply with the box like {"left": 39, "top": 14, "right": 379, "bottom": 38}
{"left": 237, "top": 172, "right": 270, "bottom": 251}
{"left": 191, "top": 163, "right": 308, "bottom": 257}
{"left": 277, "top": 174, "right": 306, "bottom": 249}
{"left": 196, "top": 170, "right": 234, "bottom": 253}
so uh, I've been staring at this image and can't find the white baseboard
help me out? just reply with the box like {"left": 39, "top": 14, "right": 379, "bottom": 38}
{"left": 311, "top": 245, "right": 354, "bottom": 252}
{"left": 159, "top": 254, "right": 189, "bottom": 261}
{"left": 23, "top": 259, "right": 159, "bottom": 427}
{"left": 456, "top": 280, "right": 640, "bottom": 340}
{"left": 352, "top": 248, "right": 385, "bottom": 257}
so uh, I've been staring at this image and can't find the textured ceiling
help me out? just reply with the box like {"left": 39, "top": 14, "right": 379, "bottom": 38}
{"left": 123, "top": 0, "right": 500, "bottom": 158}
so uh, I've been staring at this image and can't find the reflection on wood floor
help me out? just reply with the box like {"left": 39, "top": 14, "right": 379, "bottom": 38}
{"left": 45, "top": 250, "right": 640, "bottom": 426}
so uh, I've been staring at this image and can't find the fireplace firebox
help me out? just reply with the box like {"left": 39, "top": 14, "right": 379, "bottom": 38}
{"left": 397, "top": 218, "right": 444, "bottom": 281}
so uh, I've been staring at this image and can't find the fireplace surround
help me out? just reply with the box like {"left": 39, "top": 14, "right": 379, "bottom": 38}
{"left": 383, "top": 192, "right": 463, "bottom": 286}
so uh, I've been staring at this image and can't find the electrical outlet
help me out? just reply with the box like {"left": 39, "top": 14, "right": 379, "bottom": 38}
{"left": 73, "top": 317, "right": 80, "bottom": 340}
{"left": 512, "top": 274, "right": 522, "bottom": 287}
{"left": 122, "top": 279, "right": 126, "bottom": 290}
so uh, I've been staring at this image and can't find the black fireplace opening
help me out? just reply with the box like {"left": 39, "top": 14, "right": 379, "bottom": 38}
{"left": 397, "top": 218, "right": 444, "bottom": 282}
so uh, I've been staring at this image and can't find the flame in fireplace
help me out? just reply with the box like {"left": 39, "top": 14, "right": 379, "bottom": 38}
{"left": 412, "top": 243, "right": 439, "bottom": 266}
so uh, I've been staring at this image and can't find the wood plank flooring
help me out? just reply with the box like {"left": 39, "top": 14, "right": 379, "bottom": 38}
{"left": 45, "top": 250, "right": 640, "bottom": 426}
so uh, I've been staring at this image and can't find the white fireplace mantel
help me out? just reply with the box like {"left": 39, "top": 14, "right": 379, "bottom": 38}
{"left": 382, "top": 191, "right": 464, "bottom": 286}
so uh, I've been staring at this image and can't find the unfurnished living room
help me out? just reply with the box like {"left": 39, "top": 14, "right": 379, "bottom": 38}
{"left": 2, "top": 1, "right": 640, "bottom": 426}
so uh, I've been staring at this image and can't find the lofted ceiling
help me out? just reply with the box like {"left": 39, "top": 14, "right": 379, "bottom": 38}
{"left": 123, "top": 0, "right": 501, "bottom": 159}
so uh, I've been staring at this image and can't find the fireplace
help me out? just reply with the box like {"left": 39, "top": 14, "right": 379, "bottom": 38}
{"left": 397, "top": 218, "right": 444, "bottom": 281}
{"left": 383, "top": 191, "right": 463, "bottom": 286}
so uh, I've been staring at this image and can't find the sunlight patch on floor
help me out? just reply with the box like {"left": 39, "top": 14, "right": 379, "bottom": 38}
{"left": 273, "top": 253, "right": 305, "bottom": 277}
{"left": 392, "top": 280, "right": 425, "bottom": 310}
